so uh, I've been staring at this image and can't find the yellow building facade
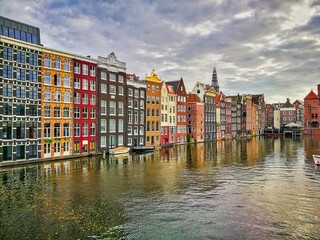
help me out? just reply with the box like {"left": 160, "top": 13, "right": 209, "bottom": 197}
{"left": 41, "top": 49, "right": 73, "bottom": 159}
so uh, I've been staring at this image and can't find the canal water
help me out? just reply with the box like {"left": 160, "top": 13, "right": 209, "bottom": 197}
{"left": 1, "top": 136, "right": 320, "bottom": 239}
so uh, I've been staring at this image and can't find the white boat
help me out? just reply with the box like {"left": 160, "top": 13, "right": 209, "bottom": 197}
{"left": 109, "top": 147, "right": 130, "bottom": 155}
{"left": 313, "top": 155, "right": 320, "bottom": 165}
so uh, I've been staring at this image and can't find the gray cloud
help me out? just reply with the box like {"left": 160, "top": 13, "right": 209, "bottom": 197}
{"left": 0, "top": 0, "right": 318, "bottom": 103}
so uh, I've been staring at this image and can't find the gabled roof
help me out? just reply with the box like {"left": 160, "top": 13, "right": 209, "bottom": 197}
{"left": 252, "top": 94, "right": 264, "bottom": 105}
{"left": 167, "top": 78, "right": 186, "bottom": 94}
{"left": 304, "top": 90, "right": 319, "bottom": 100}
{"left": 166, "top": 83, "right": 176, "bottom": 94}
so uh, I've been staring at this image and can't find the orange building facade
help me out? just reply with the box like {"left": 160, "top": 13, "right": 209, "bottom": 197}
{"left": 187, "top": 94, "right": 205, "bottom": 142}
{"left": 41, "top": 49, "right": 73, "bottom": 159}
{"left": 144, "top": 69, "right": 162, "bottom": 147}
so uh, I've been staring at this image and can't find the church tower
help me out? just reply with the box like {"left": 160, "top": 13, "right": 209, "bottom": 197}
{"left": 211, "top": 65, "right": 220, "bottom": 93}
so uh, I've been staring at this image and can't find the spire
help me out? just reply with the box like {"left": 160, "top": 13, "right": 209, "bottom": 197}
{"left": 211, "top": 64, "right": 219, "bottom": 93}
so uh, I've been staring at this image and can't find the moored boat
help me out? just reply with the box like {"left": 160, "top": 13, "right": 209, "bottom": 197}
{"left": 109, "top": 147, "right": 130, "bottom": 155}
{"left": 313, "top": 155, "right": 320, "bottom": 165}
{"left": 132, "top": 146, "right": 155, "bottom": 154}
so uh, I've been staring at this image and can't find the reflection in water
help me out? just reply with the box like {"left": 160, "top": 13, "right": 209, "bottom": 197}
{"left": 1, "top": 137, "right": 320, "bottom": 239}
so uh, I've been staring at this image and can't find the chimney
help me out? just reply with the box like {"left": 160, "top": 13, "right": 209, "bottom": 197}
{"left": 318, "top": 84, "right": 320, "bottom": 97}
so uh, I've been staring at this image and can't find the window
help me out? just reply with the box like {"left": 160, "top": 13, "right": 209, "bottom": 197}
{"left": 74, "top": 141, "right": 80, "bottom": 153}
{"left": 3, "top": 103, "right": 12, "bottom": 115}
{"left": 110, "top": 73, "right": 116, "bottom": 81}
{"left": 17, "top": 68, "right": 26, "bottom": 81}
{"left": 90, "top": 140, "right": 95, "bottom": 152}
{"left": 82, "top": 108, "right": 88, "bottom": 119}
{"left": 118, "top": 119, "right": 123, "bottom": 132}
{"left": 44, "top": 73, "right": 51, "bottom": 85}
{"left": 64, "top": 76, "right": 70, "bottom": 87}
{"left": 134, "top": 111, "right": 139, "bottom": 123}
{"left": 118, "top": 135, "right": 123, "bottom": 146}
{"left": 101, "top": 119, "right": 107, "bottom": 132}
{"left": 140, "top": 137, "right": 144, "bottom": 145}
{"left": 64, "top": 60, "right": 70, "bottom": 72}
{"left": 64, "top": 92, "right": 70, "bottom": 103}
{"left": 54, "top": 91, "right": 61, "bottom": 102}
{"left": 83, "top": 123, "right": 88, "bottom": 137}
{"left": 3, "top": 121, "right": 12, "bottom": 139}
{"left": 140, "top": 126, "right": 144, "bottom": 135}
{"left": 16, "top": 121, "right": 25, "bottom": 139}
{"left": 109, "top": 101, "right": 116, "bottom": 115}
{"left": 44, "top": 143, "right": 51, "bottom": 155}
{"left": 128, "top": 98, "right": 133, "bottom": 108}
{"left": 82, "top": 79, "right": 88, "bottom": 90}
{"left": 128, "top": 126, "right": 132, "bottom": 135}
{"left": 134, "top": 89, "right": 139, "bottom": 98}
{"left": 118, "top": 101, "right": 124, "bottom": 115}
{"left": 64, "top": 107, "right": 70, "bottom": 118}
{"left": 54, "top": 123, "right": 60, "bottom": 137}
{"left": 82, "top": 64, "right": 88, "bottom": 75}
{"left": 110, "top": 133, "right": 118, "bottom": 149}
{"left": 109, "top": 119, "right": 116, "bottom": 132}
{"left": 140, "top": 100, "right": 145, "bottom": 109}
{"left": 90, "top": 108, "right": 96, "bottom": 119}
{"left": 90, "top": 123, "right": 96, "bottom": 136}
{"left": 64, "top": 142, "right": 70, "bottom": 152}
{"left": 101, "top": 83, "right": 107, "bottom": 93}
{"left": 90, "top": 95, "right": 96, "bottom": 105}
{"left": 100, "top": 136, "right": 106, "bottom": 147}
{"left": 90, "top": 66, "right": 95, "bottom": 76}
{"left": 140, "top": 90, "right": 145, "bottom": 98}
{"left": 74, "top": 78, "right": 80, "bottom": 89}
{"left": 17, "top": 50, "right": 25, "bottom": 63}
{"left": 118, "top": 86, "right": 124, "bottom": 95}
{"left": 29, "top": 87, "right": 37, "bottom": 99}
{"left": 74, "top": 123, "right": 80, "bottom": 137}
{"left": 74, "top": 107, "right": 81, "bottom": 118}
{"left": 3, "top": 65, "right": 13, "bottom": 78}
{"left": 140, "top": 111, "right": 144, "bottom": 123}
{"left": 74, "top": 92, "right": 80, "bottom": 104}
{"left": 74, "top": 62, "right": 80, "bottom": 74}
{"left": 28, "top": 121, "right": 37, "bottom": 139}
{"left": 128, "top": 88, "right": 133, "bottom": 96}
{"left": 44, "top": 56, "right": 51, "bottom": 68}
{"left": 29, "top": 70, "right": 37, "bottom": 82}
{"left": 44, "top": 106, "right": 51, "bottom": 118}
{"left": 54, "top": 58, "right": 61, "bottom": 70}
{"left": 90, "top": 80, "right": 96, "bottom": 91}
{"left": 54, "top": 74, "right": 61, "bottom": 86}
{"left": 128, "top": 110, "right": 132, "bottom": 122}
{"left": 29, "top": 53, "right": 37, "bottom": 66}
{"left": 101, "top": 100, "right": 107, "bottom": 115}
{"left": 110, "top": 85, "right": 116, "bottom": 94}
{"left": 3, "top": 47, "right": 13, "bottom": 60}
{"left": 54, "top": 107, "right": 61, "bottom": 118}
{"left": 118, "top": 75, "right": 124, "bottom": 83}
{"left": 29, "top": 105, "right": 37, "bottom": 116}
{"left": 44, "top": 90, "right": 51, "bottom": 101}
{"left": 101, "top": 71, "right": 107, "bottom": 80}
{"left": 54, "top": 142, "right": 61, "bottom": 153}
{"left": 64, "top": 123, "right": 70, "bottom": 137}
{"left": 16, "top": 145, "right": 25, "bottom": 160}
{"left": 16, "top": 86, "right": 26, "bottom": 98}
{"left": 134, "top": 99, "right": 139, "bottom": 109}
{"left": 2, "top": 146, "right": 12, "bottom": 161}
{"left": 3, "top": 83, "right": 12, "bottom": 97}
{"left": 134, "top": 126, "right": 138, "bottom": 135}
{"left": 82, "top": 93, "right": 88, "bottom": 104}
{"left": 29, "top": 145, "right": 37, "bottom": 159}
{"left": 128, "top": 138, "right": 132, "bottom": 146}
{"left": 44, "top": 123, "right": 51, "bottom": 138}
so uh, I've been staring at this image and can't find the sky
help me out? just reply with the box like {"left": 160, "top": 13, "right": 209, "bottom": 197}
{"left": 1, "top": 0, "right": 319, "bottom": 103}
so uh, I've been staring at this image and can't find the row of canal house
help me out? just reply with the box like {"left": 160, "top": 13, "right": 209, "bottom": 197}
{"left": 0, "top": 16, "right": 267, "bottom": 164}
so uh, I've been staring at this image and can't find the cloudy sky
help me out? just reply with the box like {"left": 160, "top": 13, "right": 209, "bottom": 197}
{"left": 1, "top": 0, "right": 319, "bottom": 103}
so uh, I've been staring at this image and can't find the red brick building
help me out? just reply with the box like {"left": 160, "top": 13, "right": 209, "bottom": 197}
{"left": 187, "top": 94, "right": 204, "bottom": 142}
{"left": 304, "top": 88, "right": 320, "bottom": 128}
{"left": 73, "top": 57, "right": 98, "bottom": 154}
